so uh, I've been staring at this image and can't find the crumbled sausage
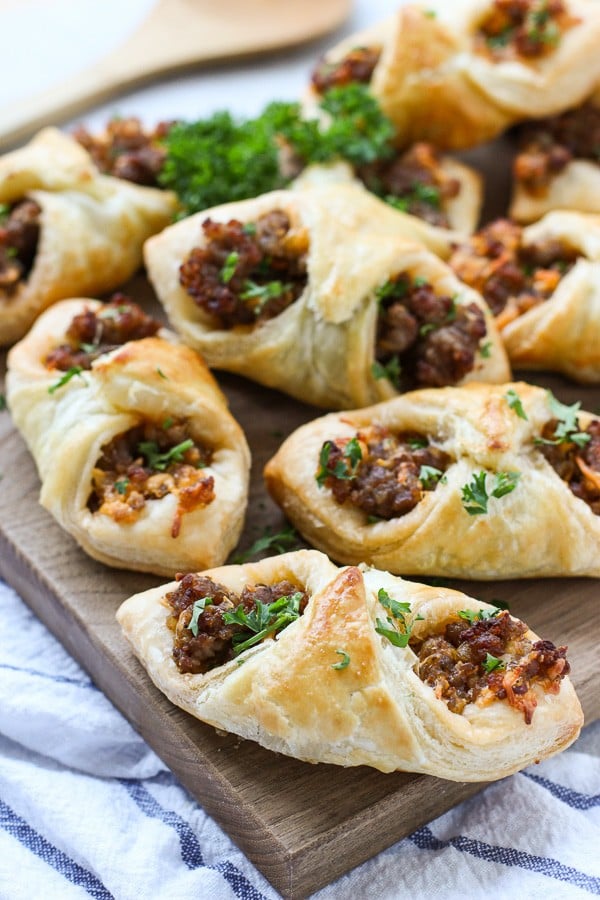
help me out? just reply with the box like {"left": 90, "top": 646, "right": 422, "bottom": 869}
{"left": 375, "top": 273, "right": 487, "bottom": 389}
{"left": 166, "top": 576, "right": 309, "bottom": 674}
{"left": 412, "top": 610, "right": 570, "bottom": 722}
{"left": 538, "top": 418, "right": 600, "bottom": 513}
{"left": 311, "top": 46, "right": 381, "bottom": 93}
{"left": 88, "top": 420, "right": 214, "bottom": 536}
{"left": 0, "top": 199, "right": 41, "bottom": 294}
{"left": 45, "top": 294, "right": 161, "bottom": 370}
{"left": 318, "top": 425, "right": 451, "bottom": 519}
{"left": 72, "top": 117, "right": 173, "bottom": 186}
{"left": 476, "top": 0, "right": 576, "bottom": 61}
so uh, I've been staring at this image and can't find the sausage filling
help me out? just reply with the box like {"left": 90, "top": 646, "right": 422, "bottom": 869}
{"left": 514, "top": 102, "right": 600, "bottom": 194}
{"left": 375, "top": 273, "right": 487, "bottom": 389}
{"left": 166, "top": 574, "right": 309, "bottom": 674}
{"left": 0, "top": 199, "right": 41, "bottom": 295}
{"left": 449, "top": 220, "right": 581, "bottom": 325}
{"left": 179, "top": 210, "right": 309, "bottom": 328}
{"left": 72, "top": 116, "right": 172, "bottom": 187}
{"left": 316, "top": 425, "right": 452, "bottom": 520}
{"left": 475, "top": 0, "right": 577, "bottom": 60}
{"left": 311, "top": 46, "right": 381, "bottom": 94}
{"left": 89, "top": 421, "right": 214, "bottom": 538}
{"left": 358, "top": 143, "right": 461, "bottom": 228}
{"left": 537, "top": 418, "right": 600, "bottom": 513}
{"left": 45, "top": 295, "right": 161, "bottom": 370}
{"left": 411, "top": 609, "right": 570, "bottom": 723}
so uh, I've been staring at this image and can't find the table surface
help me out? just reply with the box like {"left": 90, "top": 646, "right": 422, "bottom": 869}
{"left": 0, "top": 2, "right": 599, "bottom": 899}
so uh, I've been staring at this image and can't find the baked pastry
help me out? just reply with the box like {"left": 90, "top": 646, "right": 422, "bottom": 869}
{"left": 0, "top": 127, "right": 177, "bottom": 346}
{"left": 306, "top": 0, "right": 600, "bottom": 150}
{"left": 116, "top": 549, "right": 583, "bottom": 779}
{"left": 449, "top": 211, "right": 600, "bottom": 382}
{"left": 6, "top": 297, "right": 250, "bottom": 575}
{"left": 144, "top": 184, "right": 509, "bottom": 410}
{"left": 293, "top": 142, "right": 483, "bottom": 234}
{"left": 264, "top": 382, "right": 600, "bottom": 578}
{"left": 510, "top": 91, "right": 600, "bottom": 222}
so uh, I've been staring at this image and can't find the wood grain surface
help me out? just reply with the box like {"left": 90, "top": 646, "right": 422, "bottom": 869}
{"left": 0, "top": 295, "right": 598, "bottom": 898}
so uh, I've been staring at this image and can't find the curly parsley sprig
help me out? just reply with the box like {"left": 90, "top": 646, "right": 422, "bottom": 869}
{"left": 461, "top": 470, "right": 521, "bottom": 516}
{"left": 374, "top": 588, "right": 423, "bottom": 648}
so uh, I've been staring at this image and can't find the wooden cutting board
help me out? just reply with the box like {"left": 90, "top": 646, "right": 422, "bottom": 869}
{"left": 0, "top": 300, "right": 598, "bottom": 898}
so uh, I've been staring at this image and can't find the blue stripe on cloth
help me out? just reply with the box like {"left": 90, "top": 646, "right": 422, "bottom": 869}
{"left": 0, "top": 796, "right": 114, "bottom": 899}
{"left": 119, "top": 778, "right": 266, "bottom": 900}
{"left": 0, "top": 662, "right": 96, "bottom": 690}
{"left": 522, "top": 772, "right": 600, "bottom": 811}
{"left": 410, "top": 825, "right": 600, "bottom": 895}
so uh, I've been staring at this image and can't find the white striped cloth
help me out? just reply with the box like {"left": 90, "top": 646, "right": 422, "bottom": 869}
{"left": 0, "top": 578, "right": 598, "bottom": 900}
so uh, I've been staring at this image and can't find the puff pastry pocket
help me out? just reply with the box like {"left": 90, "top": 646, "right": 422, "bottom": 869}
{"left": 510, "top": 94, "right": 600, "bottom": 223}
{"left": 450, "top": 211, "right": 600, "bottom": 382}
{"left": 116, "top": 549, "right": 583, "bottom": 779}
{"left": 293, "top": 142, "right": 483, "bottom": 234}
{"left": 6, "top": 297, "right": 250, "bottom": 575}
{"left": 306, "top": 0, "right": 600, "bottom": 150}
{"left": 0, "top": 127, "right": 177, "bottom": 346}
{"left": 264, "top": 382, "right": 600, "bottom": 578}
{"left": 144, "top": 184, "right": 508, "bottom": 410}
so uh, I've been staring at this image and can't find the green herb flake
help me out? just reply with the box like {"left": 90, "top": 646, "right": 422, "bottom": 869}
{"left": 371, "top": 357, "right": 401, "bottom": 388}
{"left": 156, "top": 367, "right": 168, "bottom": 380}
{"left": 138, "top": 438, "right": 194, "bottom": 471}
{"left": 419, "top": 465, "right": 443, "bottom": 489}
{"left": 48, "top": 366, "right": 85, "bottom": 394}
{"left": 367, "top": 514, "right": 384, "bottom": 524}
{"left": 375, "top": 277, "right": 408, "bottom": 303}
{"left": 491, "top": 471, "right": 521, "bottom": 499}
{"left": 457, "top": 608, "right": 501, "bottom": 624}
{"left": 79, "top": 342, "right": 98, "bottom": 354}
{"left": 0, "top": 203, "right": 10, "bottom": 221}
{"left": 242, "top": 222, "right": 257, "bottom": 235}
{"left": 240, "top": 279, "right": 290, "bottom": 312}
{"left": 331, "top": 649, "right": 351, "bottom": 670}
{"left": 534, "top": 394, "right": 591, "bottom": 448}
{"left": 316, "top": 438, "right": 362, "bottom": 487}
{"left": 413, "top": 276, "right": 428, "bottom": 289}
{"left": 483, "top": 653, "right": 506, "bottom": 674}
{"left": 408, "top": 436, "right": 428, "bottom": 449}
{"left": 232, "top": 524, "right": 300, "bottom": 564}
{"left": 375, "top": 588, "right": 422, "bottom": 648}
{"left": 0, "top": 394, "right": 6, "bottom": 411}
{"left": 223, "top": 591, "right": 304, "bottom": 655}
{"left": 419, "top": 323, "right": 436, "bottom": 337}
{"left": 461, "top": 470, "right": 520, "bottom": 515}
{"left": 114, "top": 478, "right": 129, "bottom": 495}
{"left": 479, "top": 341, "right": 492, "bottom": 358}
{"left": 505, "top": 389, "right": 528, "bottom": 421}
{"left": 187, "top": 596, "right": 213, "bottom": 637}
{"left": 220, "top": 251, "right": 239, "bottom": 283}
{"left": 162, "top": 417, "right": 174, "bottom": 430}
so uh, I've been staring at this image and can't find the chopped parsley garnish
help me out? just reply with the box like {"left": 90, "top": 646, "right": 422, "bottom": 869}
{"left": 479, "top": 341, "right": 492, "bottom": 358}
{"left": 367, "top": 514, "right": 384, "bottom": 524}
{"left": 137, "top": 438, "right": 194, "bottom": 471}
{"left": 114, "top": 478, "right": 129, "bottom": 495}
{"left": 220, "top": 251, "right": 239, "bottom": 283}
{"left": 483, "top": 653, "right": 506, "bottom": 674}
{"left": 223, "top": 591, "right": 303, "bottom": 655}
{"left": 386, "top": 182, "right": 441, "bottom": 213}
{"left": 460, "top": 470, "right": 521, "bottom": 515}
{"left": 242, "top": 222, "right": 256, "bottom": 235}
{"left": 316, "top": 438, "right": 363, "bottom": 487}
{"left": 232, "top": 524, "right": 300, "bottom": 564}
{"left": 331, "top": 649, "right": 351, "bottom": 670}
{"left": 458, "top": 608, "right": 501, "bottom": 624}
{"left": 79, "top": 342, "right": 98, "bottom": 354}
{"left": 158, "top": 84, "right": 395, "bottom": 215}
{"left": 505, "top": 389, "right": 528, "bottom": 420}
{"left": 408, "top": 436, "right": 428, "bottom": 449}
{"left": 374, "top": 587, "right": 422, "bottom": 648}
{"left": 371, "top": 357, "right": 402, "bottom": 388}
{"left": 535, "top": 394, "right": 591, "bottom": 448}
{"left": 48, "top": 366, "right": 85, "bottom": 394}
{"left": 156, "top": 367, "right": 168, "bottom": 380}
{"left": 162, "top": 417, "right": 174, "bottom": 430}
{"left": 0, "top": 203, "right": 10, "bottom": 221}
{"left": 375, "top": 277, "right": 409, "bottom": 303}
{"left": 98, "top": 305, "right": 131, "bottom": 319}
{"left": 240, "top": 279, "right": 291, "bottom": 311}
{"left": 419, "top": 465, "right": 443, "bottom": 489}
{"left": 187, "top": 597, "right": 213, "bottom": 637}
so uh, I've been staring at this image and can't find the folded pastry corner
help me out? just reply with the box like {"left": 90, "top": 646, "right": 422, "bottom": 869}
{"left": 116, "top": 550, "right": 583, "bottom": 779}
{"left": 307, "top": 0, "right": 600, "bottom": 150}
{"left": 6, "top": 297, "right": 250, "bottom": 575}
{"left": 0, "top": 127, "right": 177, "bottom": 346}
{"left": 145, "top": 184, "right": 509, "bottom": 409}
{"left": 264, "top": 381, "right": 600, "bottom": 578}
{"left": 449, "top": 211, "right": 600, "bottom": 382}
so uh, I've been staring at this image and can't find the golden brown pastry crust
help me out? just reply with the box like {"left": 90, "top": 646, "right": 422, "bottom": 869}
{"left": 0, "top": 128, "right": 177, "bottom": 346}
{"left": 511, "top": 160, "right": 600, "bottom": 223}
{"left": 264, "top": 382, "right": 600, "bottom": 579}
{"left": 144, "top": 184, "right": 509, "bottom": 410}
{"left": 500, "top": 212, "right": 600, "bottom": 382}
{"left": 116, "top": 550, "right": 583, "bottom": 779}
{"left": 6, "top": 299, "right": 251, "bottom": 576}
{"left": 307, "top": 1, "right": 600, "bottom": 150}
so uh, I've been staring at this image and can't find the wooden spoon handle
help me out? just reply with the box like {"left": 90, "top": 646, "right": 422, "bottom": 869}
{"left": 0, "top": 0, "right": 351, "bottom": 150}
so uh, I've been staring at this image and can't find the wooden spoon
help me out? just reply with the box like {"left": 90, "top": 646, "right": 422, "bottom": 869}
{"left": 0, "top": 0, "right": 351, "bottom": 150}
